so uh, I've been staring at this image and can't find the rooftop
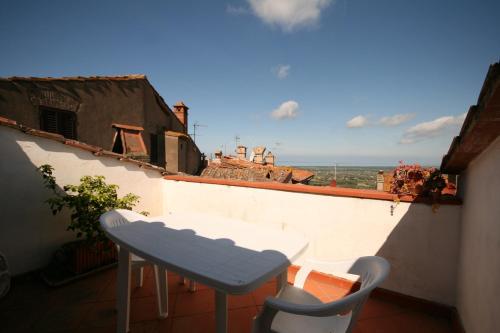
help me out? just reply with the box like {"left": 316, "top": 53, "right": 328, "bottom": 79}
{"left": 0, "top": 266, "right": 455, "bottom": 333}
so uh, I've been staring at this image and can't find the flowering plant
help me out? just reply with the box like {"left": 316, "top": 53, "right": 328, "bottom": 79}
{"left": 390, "top": 161, "right": 446, "bottom": 197}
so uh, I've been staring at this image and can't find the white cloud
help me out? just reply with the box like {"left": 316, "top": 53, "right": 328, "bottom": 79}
{"left": 378, "top": 113, "right": 415, "bottom": 126}
{"left": 248, "top": 0, "right": 332, "bottom": 32}
{"left": 226, "top": 4, "right": 248, "bottom": 15}
{"left": 273, "top": 64, "right": 291, "bottom": 79}
{"left": 346, "top": 115, "right": 368, "bottom": 128}
{"left": 271, "top": 100, "right": 299, "bottom": 120}
{"left": 400, "top": 113, "right": 466, "bottom": 144}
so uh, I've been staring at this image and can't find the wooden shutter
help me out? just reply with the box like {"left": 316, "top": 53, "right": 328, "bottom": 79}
{"left": 40, "top": 107, "right": 76, "bottom": 140}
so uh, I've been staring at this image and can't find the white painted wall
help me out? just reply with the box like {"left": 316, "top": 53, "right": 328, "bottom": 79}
{"left": 163, "top": 179, "right": 462, "bottom": 305}
{"left": 0, "top": 126, "right": 164, "bottom": 275}
{"left": 456, "top": 136, "right": 500, "bottom": 333}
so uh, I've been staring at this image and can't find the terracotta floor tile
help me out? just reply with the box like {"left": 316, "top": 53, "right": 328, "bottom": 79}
{"left": 0, "top": 307, "right": 42, "bottom": 333}
{"left": 4, "top": 265, "right": 459, "bottom": 333}
{"left": 81, "top": 300, "right": 117, "bottom": 328}
{"left": 358, "top": 298, "right": 407, "bottom": 320}
{"left": 99, "top": 277, "right": 118, "bottom": 302}
{"left": 228, "top": 306, "right": 258, "bottom": 333}
{"left": 228, "top": 293, "right": 255, "bottom": 309}
{"left": 251, "top": 282, "right": 278, "bottom": 306}
{"left": 129, "top": 319, "right": 172, "bottom": 333}
{"left": 171, "top": 312, "right": 215, "bottom": 333}
{"left": 417, "top": 313, "right": 453, "bottom": 333}
{"left": 130, "top": 295, "right": 176, "bottom": 323}
{"left": 32, "top": 302, "right": 92, "bottom": 332}
{"left": 174, "top": 288, "right": 215, "bottom": 316}
{"left": 356, "top": 311, "right": 429, "bottom": 333}
{"left": 132, "top": 276, "right": 157, "bottom": 298}
{"left": 48, "top": 274, "right": 108, "bottom": 307}
{"left": 0, "top": 273, "right": 52, "bottom": 311}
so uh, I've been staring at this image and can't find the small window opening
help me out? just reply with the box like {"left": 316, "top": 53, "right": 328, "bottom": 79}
{"left": 150, "top": 133, "right": 158, "bottom": 164}
{"left": 40, "top": 107, "right": 77, "bottom": 139}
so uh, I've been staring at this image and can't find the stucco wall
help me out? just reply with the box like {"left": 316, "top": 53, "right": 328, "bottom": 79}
{"left": 0, "top": 125, "right": 164, "bottom": 275}
{"left": 456, "top": 136, "right": 500, "bottom": 333}
{"left": 163, "top": 179, "right": 462, "bottom": 305}
{"left": 0, "top": 79, "right": 147, "bottom": 150}
{"left": 0, "top": 78, "right": 203, "bottom": 173}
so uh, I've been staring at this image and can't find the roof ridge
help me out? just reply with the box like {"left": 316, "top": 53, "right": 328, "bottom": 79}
{"left": 1, "top": 74, "right": 147, "bottom": 81}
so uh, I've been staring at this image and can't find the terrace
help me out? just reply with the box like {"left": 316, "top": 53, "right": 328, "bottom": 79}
{"left": 0, "top": 62, "right": 499, "bottom": 333}
{"left": 1, "top": 266, "right": 455, "bottom": 333}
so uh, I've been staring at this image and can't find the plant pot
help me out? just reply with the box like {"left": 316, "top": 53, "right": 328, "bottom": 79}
{"left": 56, "top": 240, "right": 117, "bottom": 275}
{"left": 430, "top": 191, "right": 441, "bottom": 202}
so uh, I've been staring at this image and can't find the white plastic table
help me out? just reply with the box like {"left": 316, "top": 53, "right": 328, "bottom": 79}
{"left": 104, "top": 212, "right": 309, "bottom": 333}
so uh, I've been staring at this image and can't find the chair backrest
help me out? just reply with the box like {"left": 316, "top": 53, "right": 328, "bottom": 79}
{"left": 313, "top": 256, "right": 390, "bottom": 333}
{"left": 257, "top": 256, "right": 390, "bottom": 333}
{"left": 99, "top": 209, "right": 150, "bottom": 231}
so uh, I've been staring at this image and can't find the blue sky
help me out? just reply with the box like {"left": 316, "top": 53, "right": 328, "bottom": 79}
{"left": 1, "top": 0, "right": 499, "bottom": 166}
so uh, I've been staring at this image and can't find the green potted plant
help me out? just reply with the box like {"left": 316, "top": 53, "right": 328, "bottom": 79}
{"left": 38, "top": 164, "right": 145, "bottom": 274}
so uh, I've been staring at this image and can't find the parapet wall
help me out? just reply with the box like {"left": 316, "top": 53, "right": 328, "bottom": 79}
{"left": 163, "top": 176, "right": 462, "bottom": 305}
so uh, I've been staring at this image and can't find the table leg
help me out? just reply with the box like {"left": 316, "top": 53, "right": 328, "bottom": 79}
{"left": 215, "top": 290, "right": 228, "bottom": 333}
{"left": 277, "top": 270, "right": 288, "bottom": 294}
{"left": 117, "top": 249, "right": 131, "bottom": 333}
{"left": 154, "top": 265, "right": 169, "bottom": 318}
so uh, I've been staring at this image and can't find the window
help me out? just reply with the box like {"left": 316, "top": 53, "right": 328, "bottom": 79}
{"left": 40, "top": 107, "right": 77, "bottom": 139}
{"left": 150, "top": 133, "right": 158, "bottom": 164}
{"left": 111, "top": 124, "right": 147, "bottom": 157}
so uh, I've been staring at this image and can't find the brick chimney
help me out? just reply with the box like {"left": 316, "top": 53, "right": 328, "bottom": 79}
{"left": 214, "top": 150, "right": 222, "bottom": 160}
{"left": 236, "top": 146, "right": 247, "bottom": 160}
{"left": 265, "top": 151, "right": 275, "bottom": 166}
{"left": 173, "top": 101, "right": 189, "bottom": 133}
{"left": 252, "top": 146, "right": 266, "bottom": 164}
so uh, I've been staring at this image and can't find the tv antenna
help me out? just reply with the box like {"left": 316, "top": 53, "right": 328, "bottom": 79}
{"left": 234, "top": 135, "right": 240, "bottom": 151}
{"left": 191, "top": 121, "right": 207, "bottom": 143}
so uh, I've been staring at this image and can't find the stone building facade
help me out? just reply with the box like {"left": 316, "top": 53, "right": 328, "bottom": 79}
{"left": 0, "top": 75, "right": 202, "bottom": 174}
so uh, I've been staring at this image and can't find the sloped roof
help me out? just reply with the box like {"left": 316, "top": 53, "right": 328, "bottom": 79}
{"left": 291, "top": 169, "right": 315, "bottom": 183}
{"left": 2, "top": 75, "right": 146, "bottom": 82}
{"left": 441, "top": 62, "right": 500, "bottom": 173}
{"left": 0, "top": 74, "right": 189, "bottom": 134}
{"left": 201, "top": 156, "right": 297, "bottom": 183}
{"left": 0, "top": 116, "right": 169, "bottom": 175}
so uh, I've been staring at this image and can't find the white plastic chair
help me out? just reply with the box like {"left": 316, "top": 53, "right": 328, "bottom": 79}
{"left": 252, "top": 256, "right": 390, "bottom": 333}
{"left": 99, "top": 209, "right": 169, "bottom": 318}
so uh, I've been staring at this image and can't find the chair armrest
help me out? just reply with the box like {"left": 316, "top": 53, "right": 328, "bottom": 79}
{"left": 294, "top": 258, "right": 359, "bottom": 288}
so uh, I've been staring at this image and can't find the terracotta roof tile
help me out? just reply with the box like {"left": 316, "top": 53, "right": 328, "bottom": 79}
{"left": 0, "top": 116, "right": 169, "bottom": 175}
{"left": 1, "top": 74, "right": 147, "bottom": 82}
{"left": 291, "top": 169, "right": 315, "bottom": 182}
{"left": 165, "top": 130, "right": 190, "bottom": 138}
{"left": 441, "top": 62, "right": 500, "bottom": 173}
{"left": 201, "top": 157, "right": 301, "bottom": 183}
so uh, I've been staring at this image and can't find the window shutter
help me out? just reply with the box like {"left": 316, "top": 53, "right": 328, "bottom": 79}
{"left": 40, "top": 108, "right": 77, "bottom": 140}
{"left": 42, "top": 109, "right": 58, "bottom": 133}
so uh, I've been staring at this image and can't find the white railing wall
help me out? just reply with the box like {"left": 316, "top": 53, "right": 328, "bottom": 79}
{"left": 163, "top": 179, "right": 462, "bottom": 306}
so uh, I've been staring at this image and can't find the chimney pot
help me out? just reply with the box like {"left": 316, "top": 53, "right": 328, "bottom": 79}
{"left": 173, "top": 101, "right": 189, "bottom": 134}
{"left": 236, "top": 145, "right": 247, "bottom": 160}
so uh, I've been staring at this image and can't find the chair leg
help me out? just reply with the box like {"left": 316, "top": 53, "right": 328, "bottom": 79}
{"left": 134, "top": 267, "right": 144, "bottom": 288}
{"left": 154, "top": 265, "right": 168, "bottom": 318}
